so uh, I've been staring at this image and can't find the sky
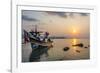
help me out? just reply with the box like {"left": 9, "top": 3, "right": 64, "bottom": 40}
{"left": 22, "top": 10, "right": 90, "bottom": 38}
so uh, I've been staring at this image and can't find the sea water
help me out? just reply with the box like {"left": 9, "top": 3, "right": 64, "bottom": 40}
{"left": 22, "top": 38, "right": 90, "bottom": 62}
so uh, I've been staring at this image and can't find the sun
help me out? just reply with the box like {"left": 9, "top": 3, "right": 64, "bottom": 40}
{"left": 73, "top": 29, "right": 77, "bottom": 34}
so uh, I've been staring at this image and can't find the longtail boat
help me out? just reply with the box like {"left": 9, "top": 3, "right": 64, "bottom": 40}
{"left": 25, "top": 30, "right": 53, "bottom": 47}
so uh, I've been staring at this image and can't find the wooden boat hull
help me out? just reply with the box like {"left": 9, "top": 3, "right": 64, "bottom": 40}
{"left": 30, "top": 37, "right": 53, "bottom": 47}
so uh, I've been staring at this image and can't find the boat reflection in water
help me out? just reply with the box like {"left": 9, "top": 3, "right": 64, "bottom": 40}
{"left": 25, "top": 29, "right": 53, "bottom": 62}
{"left": 29, "top": 45, "right": 50, "bottom": 62}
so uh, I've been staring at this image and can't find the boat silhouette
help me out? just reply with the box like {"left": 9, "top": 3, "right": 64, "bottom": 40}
{"left": 23, "top": 26, "right": 53, "bottom": 62}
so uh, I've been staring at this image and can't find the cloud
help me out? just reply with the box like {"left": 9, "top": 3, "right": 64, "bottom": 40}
{"left": 45, "top": 11, "right": 67, "bottom": 18}
{"left": 80, "top": 13, "right": 89, "bottom": 16}
{"left": 22, "top": 15, "right": 38, "bottom": 21}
